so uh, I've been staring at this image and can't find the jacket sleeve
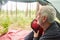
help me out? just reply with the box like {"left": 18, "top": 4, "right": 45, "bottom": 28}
{"left": 33, "top": 37, "right": 39, "bottom": 40}
{"left": 24, "top": 31, "right": 40, "bottom": 40}
{"left": 24, "top": 31, "right": 34, "bottom": 40}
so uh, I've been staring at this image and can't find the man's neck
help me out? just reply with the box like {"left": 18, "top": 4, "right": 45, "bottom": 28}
{"left": 42, "top": 22, "right": 51, "bottom": 32}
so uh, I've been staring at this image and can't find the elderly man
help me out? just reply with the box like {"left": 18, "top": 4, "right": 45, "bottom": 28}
{"left": 25, "top": 5, "right": 60, "bottom": 40}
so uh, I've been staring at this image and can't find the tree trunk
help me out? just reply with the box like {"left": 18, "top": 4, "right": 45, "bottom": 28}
{"left": 25, "top": 3, "right": 28, "bottom": 17}
{"left": 29, "top": 3, "right": 31, "bottom": 17}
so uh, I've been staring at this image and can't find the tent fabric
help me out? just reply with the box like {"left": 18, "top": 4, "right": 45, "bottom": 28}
{"left": 0, "top": 30, "right": 31, "bottom": 40}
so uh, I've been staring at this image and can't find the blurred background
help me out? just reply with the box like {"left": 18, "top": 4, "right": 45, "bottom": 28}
{"left": 0, "top": 0, "right": 60, "bottom": 35}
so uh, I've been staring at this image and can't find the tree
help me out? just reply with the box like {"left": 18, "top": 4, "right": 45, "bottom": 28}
{"left": 25, "top": 3, "right": 28, "bottom": 17}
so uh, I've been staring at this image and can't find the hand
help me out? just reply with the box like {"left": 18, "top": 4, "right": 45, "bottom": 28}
{"left": 33, "top": 30, "right": 39, "bottom": 37}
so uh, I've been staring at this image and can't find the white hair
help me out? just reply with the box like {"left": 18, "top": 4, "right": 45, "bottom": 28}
{"left": 40, "top": 5, "right": 56, "bottom": 23}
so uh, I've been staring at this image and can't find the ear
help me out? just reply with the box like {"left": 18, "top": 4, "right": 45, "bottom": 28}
{"left": 42, "top": 16, "right": 47, "bottom": 23}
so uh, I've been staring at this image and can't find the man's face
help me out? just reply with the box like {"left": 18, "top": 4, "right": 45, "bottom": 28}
{"left": 36, "top": 10, "right": 43, "bottom": 26}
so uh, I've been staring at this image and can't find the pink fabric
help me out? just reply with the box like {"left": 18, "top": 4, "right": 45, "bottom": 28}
{"left": 0, "top": 30, "right": 30, "bottom": 40}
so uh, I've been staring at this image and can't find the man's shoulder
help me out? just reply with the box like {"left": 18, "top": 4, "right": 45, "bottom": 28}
{"left": 45, "top": 21, "right": 60, "bottom": 37}
{"left": 39, "top": 30, "right": 60, "bottom": 40}
{"left": 39, "top": 21, "right": 60, "bottom": 40}
{"left": 39, "top": 32, "right": 60, "bottom": 40}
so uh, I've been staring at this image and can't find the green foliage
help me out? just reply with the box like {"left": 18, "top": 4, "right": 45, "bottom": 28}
{"left": 0, "top": 16, "right": 11, "bottom": 35}
{"left": 0, "top": 27, "right": 8, "bottom": 35}
{"left": 0, "top": 16, "right": 11, "bottom": 27}
{"left": 17, "top": 17, "right": 32, "bottom": 27}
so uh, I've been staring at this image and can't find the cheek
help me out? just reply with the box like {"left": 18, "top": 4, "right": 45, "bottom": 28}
{"left": 39, "top": 18, "right": 42, "bottom": 25}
